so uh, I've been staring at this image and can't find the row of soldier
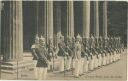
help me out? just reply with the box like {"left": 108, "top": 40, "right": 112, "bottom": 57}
{"left": 31, "top": 34, "right": 124, "bottom": 80}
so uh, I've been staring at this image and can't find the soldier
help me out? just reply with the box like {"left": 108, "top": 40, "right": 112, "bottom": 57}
{"left": 117, "top": 37, "right": 121, "bottom": 60}
{"left": 65, "top": 36, "right": 74, "bottom": 71}
{"left": 72, "top": 37, "right": 76, "bottom": 70}
{"left": 97, "top": 36, "right": 103, "bottom": 67}
{"left": 35, "top": 36, "right": 48, "bottom": 80}
{"left": 83, "top": 46, "right": 90, "bottom": 73}
{"left": 73, "top": 34, "right": 82, "bottom": 77}
{"left": 94, "top": 37, "right": 99, "bottom": 68}
{"left": 113, "top": 37, "right": 118, "bottom": 62}
{"left": 57, "top": 34, "right": 68, "bottom": 72}
{"left": 31, "top": 34, "right": 39, "bottom": 79}
{"left": 102, "top": 37, "right": 107, "bottom": 66}
{"left": 88, "top": 35, "right": 95, "bottom": 70}
{"left": 80, "top": 38, "right": 86, "bottom": 75}
{"left": 115, "top": 37, "right": 120, "bottom": 61}
{"left": 82, "top": 38, "right": 90, "bottom": 73}
{"left": 109, "top": 37, "right": 115, "bottom": 63}
{"left": 105, "top": 37, "right": 111, "bottom": 64}
{"left": 47, "top": 38, "right": 55, "bottom": 71}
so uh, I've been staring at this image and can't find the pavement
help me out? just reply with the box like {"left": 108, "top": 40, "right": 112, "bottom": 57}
{"left": 0, "top": 49, "right": 127, "bottom": 81}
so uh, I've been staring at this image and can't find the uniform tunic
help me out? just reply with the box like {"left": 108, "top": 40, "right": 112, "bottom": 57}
{"left": 31, "top": 44, "right": 38, "bottom": 60}
{"left": 35, "top": 46, "right": 48, "bottom": 67}
{"left": 57, "top": 41, "right": 67, "bottom": 57}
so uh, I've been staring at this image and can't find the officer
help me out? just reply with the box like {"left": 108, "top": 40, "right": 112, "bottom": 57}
{"left": 35, "top": 36, "right": 48, "bottom": 80}
{"left": 57, "top": 34, "right": 68, "bottom": 72}
{"left": 31, "top": 34, "right": 39, "bottom": 79}
{"left": 73, "top": 34, "right": 82, "bottom": 77}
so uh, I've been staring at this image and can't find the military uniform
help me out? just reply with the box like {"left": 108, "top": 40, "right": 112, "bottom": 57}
{"left": 102, "top": 38, "right": 108, "bottom": 65}
{"left": 65, "top": 37, "right": 74, "bottom": 71}
{"left": 116, "top": 37, "right": 121, "bottom": 60}
{"left": 31, "top": 35, "right": 39, "bottom": 79}
{"left": 73, "top": 34, "right": 82, "bottom": 77}
{"left": 80, "top": 41, "right": 86, "bottom": 75}
{"left": 35, "top": 36, "right": 48, "bottom": 80}
{"left": 82, "top": 39, "right": 90, "bottom": 73}
{"left": 57, "top": 35, "right": 67, "bottom": 72}
{"left": 94, "top": 38, "right": 100, "bottom": 68}
{"left": 89, "top": 35, "right": 97, "bottom": 70}
{"left": 47, "top": 39, "right": 56, "bottom": 71}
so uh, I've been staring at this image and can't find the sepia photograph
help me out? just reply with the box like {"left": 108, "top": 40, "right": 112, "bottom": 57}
{"left": 0, "top": 0, "right": 127, "bottom": 80}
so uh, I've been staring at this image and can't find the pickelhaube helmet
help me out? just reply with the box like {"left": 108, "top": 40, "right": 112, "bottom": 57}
{"left": 90, "top": 34, "right": 94, "bottom": 39}
{"left": 72, "top": 36, "right": 76, "bottom": 42}
{"left": 99, "top": 36, "right": 102, "bottom": 40}
{"left": 35, "top": 34, "right": 39, "bottom": 44}
{"left": 76, "top": 34, "right": 82, "bottom": 42}
{"left": 60, "top": 33, "right": 64, "bottom": 41}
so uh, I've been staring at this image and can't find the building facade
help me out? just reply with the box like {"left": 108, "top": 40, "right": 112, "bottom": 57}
{"left": 0, "top": 1, "right": 108, "bottom": 62}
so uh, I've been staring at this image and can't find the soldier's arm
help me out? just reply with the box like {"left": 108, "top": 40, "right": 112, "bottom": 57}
{"left": 31, "top": 45, "right": 38, "bottom": 59}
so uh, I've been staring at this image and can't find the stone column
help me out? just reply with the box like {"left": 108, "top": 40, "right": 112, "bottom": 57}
{"left": 54, "top": 2, "right": 61, "bottom": 48}
{"left": 0, "top": 1, "right": 2, "bottom": 55}
{"left": 83, "top": 0, "right": 90, "bottom": 38}
{"left": 67, "top": 0, "right": 74, "bottom": 38}
{"left": 44, "top": 1, "right": 53, "bottom": 44}
{"left": 3, "top": 1, "right": 23, "bottom": 62}
{"left": 56, "top": 2, "right": 61, "bottom": 35}
{"left": 36, "top": 1, "right": 39, "bottom": 34}
{"left": 94, "top": 1, "right": 99, "bottom": 38}
{"left": 103, "top": 1, "right": 108, "bottom": 38}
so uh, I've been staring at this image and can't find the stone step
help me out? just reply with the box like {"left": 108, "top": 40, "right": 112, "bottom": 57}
{"left": 1, "top": 68, "right": 23, "bottom": 74}
{"left": 1, "top": 60, "right": 35, "bottom": 74}
{"left": 1, "top": 63, "right": 34, "bottom": 70}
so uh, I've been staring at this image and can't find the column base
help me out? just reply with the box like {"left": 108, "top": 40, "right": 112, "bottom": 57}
{"left": 1, "top": 60, "right": 34, "bottom": 74}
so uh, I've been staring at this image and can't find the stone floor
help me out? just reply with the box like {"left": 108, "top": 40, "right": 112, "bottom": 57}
{"left": 0, "top": 49, "right": 127, "bottom": 81}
